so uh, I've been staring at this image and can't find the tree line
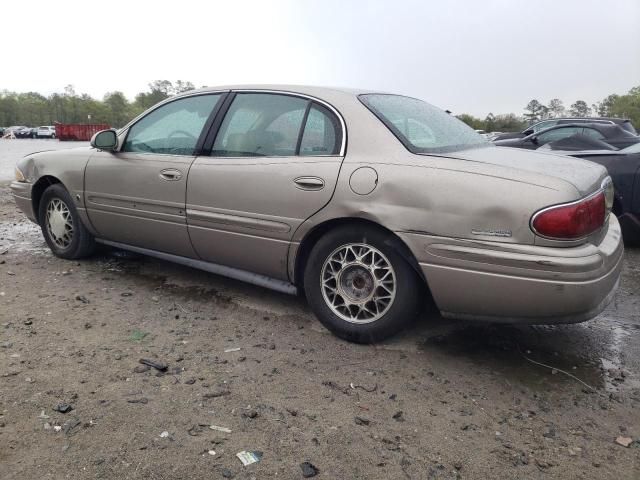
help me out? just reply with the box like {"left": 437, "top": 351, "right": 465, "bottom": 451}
{"left": 2, "top": 81, "right": 639, "bottom": 133}
{"left": 457, "top": 84, "right": 640, "bottom": 132}
{"left": 0, "top": 80, "right": 196, "bottom": 128}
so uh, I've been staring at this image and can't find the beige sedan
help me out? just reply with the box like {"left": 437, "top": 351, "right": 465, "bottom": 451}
{"left": 11, "top": 86, "right": 623, "bottom": 342}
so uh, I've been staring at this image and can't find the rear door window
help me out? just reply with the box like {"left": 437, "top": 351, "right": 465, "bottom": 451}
{"left": 212, "top": 93, "right": 308, "bottom": 157}
{"left": 299, "top": 103, "right": 341, "bottom": 155}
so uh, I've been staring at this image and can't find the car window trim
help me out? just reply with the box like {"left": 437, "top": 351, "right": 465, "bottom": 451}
{"left": 295, "top": 102, "right": 313, "bottom": 155}
{"left": 201, "top": 89, "right": 346, "bottom": 158}
{"left": 200, "top": 92, "right": 237, "bottom": 155}
{"left": 118, "top": 91, "right": 229, "bottom": 157}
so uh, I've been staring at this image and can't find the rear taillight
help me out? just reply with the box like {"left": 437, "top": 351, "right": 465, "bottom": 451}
{"left": 531, "top": 179, "right": 612, "bottom": 240}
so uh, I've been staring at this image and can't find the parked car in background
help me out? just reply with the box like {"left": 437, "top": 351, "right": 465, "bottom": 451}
{"left": 494, "top": 123, "right": 640, "bottom": 150}
{"left": 474, "top": 129, "right": 491, "bottom": 140}
{"left": 4, "top": 126, "right": 28, "bottom": 137}
{"left": 493, "top": 117, "right": 637, "bottom": 141}
{"left": 539, "top": 138, "right": 640, "bottom": 244}
{"left": 14, "top": 127, "right": 34, "bottom": 138}
{"left": 10, "top": 85, "right": 622, "bottom": 343}
{"left": 36, "top": 126, "right": 56, "bottom": 138}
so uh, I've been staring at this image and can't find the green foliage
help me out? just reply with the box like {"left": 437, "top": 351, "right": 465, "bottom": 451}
{"left": 547, "top": 98, "right": 565, "bottom": 118}
{"left": 456, "top": 113, "right": 485, "bottom": 130}
{"left": 0, "top": 80, "right": 196, "bottom": 128}
{"left": 569, "top": 100, "right": 591, "bottom": 117}
{"left": 457, "top": 112, "right": 526, "bottom": 132}
{"left": 524, "top": 99, "right": 545, "bottom": 122}
{"left": 608, "top": 85, "right": 640, "bottom": 127}
{"left": 491, "top": 113, "right": 527, "bottom": 132}
{"left": 2, "top": 81, "right": 639, "bottom": 134}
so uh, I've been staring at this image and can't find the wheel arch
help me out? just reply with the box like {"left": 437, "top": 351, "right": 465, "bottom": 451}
{"left": 292, "top": 217, "right": 429, "bottom": 292}
{"left": 31, "top": 175, "right": 63, "bottom": 224}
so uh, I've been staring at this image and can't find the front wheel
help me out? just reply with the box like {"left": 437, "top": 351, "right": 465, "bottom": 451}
{"left": 38, "top": 184, "right": 96, "bottom": 259}
{"left": 304, "top": 225, "right": 422, "bottom": 343}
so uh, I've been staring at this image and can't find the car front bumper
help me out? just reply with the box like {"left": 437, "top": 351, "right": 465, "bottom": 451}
{"left": 10, "top": 180, "right": 37, "bottom": 223}
{"left": 397, "top": 215, "right": 624, "bottom": 324}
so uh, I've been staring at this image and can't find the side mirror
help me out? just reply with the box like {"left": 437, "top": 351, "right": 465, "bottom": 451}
{"left": 91, "top": 129, "right": 118, "bottom": 151}
{"left": 530, "top": 135, "right": 539, "bottom": 144}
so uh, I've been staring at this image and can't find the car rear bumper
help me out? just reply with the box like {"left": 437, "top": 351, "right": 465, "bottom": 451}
{"left": 10, "top": 181, "right": 37, "bottom": 223}
{"left": 397, "top": 215, "right": 624, "bottom": 324}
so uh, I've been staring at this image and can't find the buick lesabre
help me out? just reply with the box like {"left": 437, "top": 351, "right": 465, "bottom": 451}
{"left": 11, "top": 86, "right": 623, "bottom": 342}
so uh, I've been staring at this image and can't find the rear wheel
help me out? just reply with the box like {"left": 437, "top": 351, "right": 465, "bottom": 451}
{"left": 38, "top": 184, "right": 96, "bottom": 259}
{"left": 304, "top": 225, "right": 422, "bottom": 343}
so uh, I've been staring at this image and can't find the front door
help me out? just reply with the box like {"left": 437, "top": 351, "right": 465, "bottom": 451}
{"left": 187, "top": 92, "right": 345, "bottom": 279}
{"left": 85, "top": 93, "right": 225, "bottom": 257}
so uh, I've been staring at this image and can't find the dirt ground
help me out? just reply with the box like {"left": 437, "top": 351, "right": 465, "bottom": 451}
{"left": 1, "top": 176, "right": 639, "bottom": 479}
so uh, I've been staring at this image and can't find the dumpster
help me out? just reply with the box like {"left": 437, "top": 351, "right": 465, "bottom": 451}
{"left": 55, "top": 123, "right": 110, "bottom": 141}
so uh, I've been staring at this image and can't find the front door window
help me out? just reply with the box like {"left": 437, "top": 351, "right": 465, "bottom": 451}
{"left": 123, "top": 94, "right": 222, "bottom": 155}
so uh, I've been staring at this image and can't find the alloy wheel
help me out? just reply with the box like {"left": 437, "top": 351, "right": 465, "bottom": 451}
{"left": 320, "top": 243, "right": 396, "bottom": 324}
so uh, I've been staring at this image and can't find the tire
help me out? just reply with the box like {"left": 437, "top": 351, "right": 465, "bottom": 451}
{"left": 38, "top": 184, "right": 96, "bottom": 259}
{"left": 304, "top": 225, "right": 422, "bottom": 343}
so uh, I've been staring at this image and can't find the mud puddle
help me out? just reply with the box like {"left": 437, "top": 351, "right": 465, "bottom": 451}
{"left": 422, "top": 320, "right": 639, "bottom": 395}
{"left": 0, "top": 218, "right": 49, "bottom": 255}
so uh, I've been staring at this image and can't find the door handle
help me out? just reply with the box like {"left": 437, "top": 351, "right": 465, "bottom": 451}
{"left": 159, "top": 169, "right": 183, "bottom": 181}
{"left": 294, "top": 176, "right": 325, "bottom": 191}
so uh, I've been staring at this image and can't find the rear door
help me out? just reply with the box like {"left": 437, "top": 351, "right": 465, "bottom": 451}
{"left": 85, "top": 93, "right": 225, "bottom": 257}
{"left": 187, "top": 92, "right": 345, "bottom": 280}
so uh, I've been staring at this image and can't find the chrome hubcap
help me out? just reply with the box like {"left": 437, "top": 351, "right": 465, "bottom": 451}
{"left": 46, "top": 198, "right": 73, "bottom": 248}
{"left": 321, "top": 243, "right": 396, "bottom": 324}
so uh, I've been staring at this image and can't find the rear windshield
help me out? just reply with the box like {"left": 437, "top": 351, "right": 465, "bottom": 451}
{"left": 359, "top": 94, "right": 487, "bottom": 154}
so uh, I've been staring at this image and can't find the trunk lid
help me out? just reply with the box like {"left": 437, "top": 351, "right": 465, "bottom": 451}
{"left": 431, "top": 145, "right": 608, "bottom": 197}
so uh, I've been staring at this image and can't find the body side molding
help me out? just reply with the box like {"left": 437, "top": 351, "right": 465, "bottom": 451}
{"left": 96, "top": 239, "right": 298, "bottom": 295}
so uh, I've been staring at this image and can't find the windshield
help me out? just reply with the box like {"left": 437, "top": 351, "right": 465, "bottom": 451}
{"left": 359, "top": 94, "right": 487, "bottom": 154}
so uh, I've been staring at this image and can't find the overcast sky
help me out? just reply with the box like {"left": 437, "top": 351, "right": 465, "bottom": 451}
{"left": 2, "top": 0, "right": 639, "bottom": 116}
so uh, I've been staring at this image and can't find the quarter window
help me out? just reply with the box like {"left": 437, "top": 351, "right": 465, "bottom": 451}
{"left": 123, "top": 94, "right": 222, "bottom": 155}
{"left": 299, "top": 104, "right": 341, "bottom": 156}
{"left": 213, "top": 93, "right": 308, "bottom": 157}
{"left": 581, "top": 128, "right": 606, "bottom": 140}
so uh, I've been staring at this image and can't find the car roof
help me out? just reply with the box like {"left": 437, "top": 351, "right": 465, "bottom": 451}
{"left": 193, "top": 84, "right": 376, "bottom": 95}
{"left": 176, "top": 85, "right": 387, "bottom": 105}
{"left": 535, "top": 123, "right": 635, "bottom": 137}
{"left": 540, "top": 117, "right": 632, "bottom": 124}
